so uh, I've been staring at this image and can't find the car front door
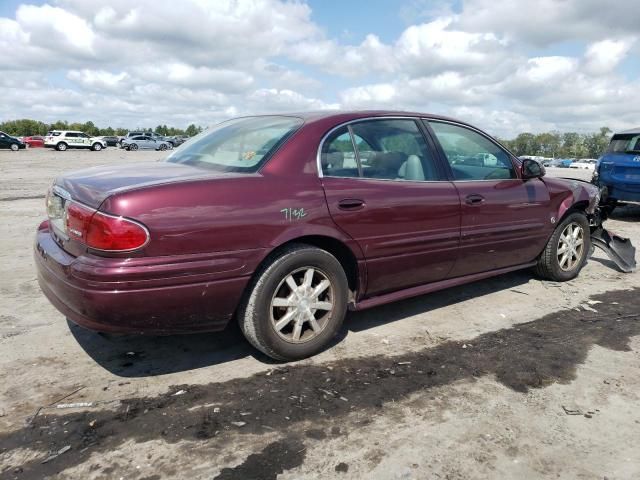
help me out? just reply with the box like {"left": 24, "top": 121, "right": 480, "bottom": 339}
{"left": 426, "top": 120, "right": 552, "bottom": 277}
{"left": 0, "top": 133, "right": 8, "bottom": 148}
{"left": 79, "top": 133, "right": 91, "bottom": 146}
{"left": 320, "top": 118, "right": 461, "bottom": 297}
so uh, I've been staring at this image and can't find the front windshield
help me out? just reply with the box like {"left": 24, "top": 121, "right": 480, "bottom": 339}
{"left": 166, "top": 116, "right": 303, "bottom": 172}
{"left": 607, "top": 134, "right": 640, "bottom": 154}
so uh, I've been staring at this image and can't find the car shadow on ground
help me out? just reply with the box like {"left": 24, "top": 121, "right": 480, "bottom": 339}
{"left": 610, "top": 203, "right": 640, "bottom": 222}
{"left": 69, "top": 269, "right": 533, "bottom": 377}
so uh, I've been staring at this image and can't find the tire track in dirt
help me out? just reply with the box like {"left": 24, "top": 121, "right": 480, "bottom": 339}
{"left": 1, "top": 288, "right": 638, "bottom": 479}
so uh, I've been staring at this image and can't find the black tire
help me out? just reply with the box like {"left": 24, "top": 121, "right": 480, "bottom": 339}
{"left": 238, "top": 244, "right": 348, "bottom": 361}
{"left": 130, "top": 144, "right": 139, "bottom": 151}
{"left": 159, "top": 144, "right": 167, "bottom": 151}
{"left": 534, "top": 212, "right": 591, "bottom": 281}
{"left": 56, "top": 142, "right": 67, "bottom": 151}
{"left": 10, "top": 143, "right": 19, "bottom": 151}
{"left": 92, "top": 142, "right": 102, "bottom": 151}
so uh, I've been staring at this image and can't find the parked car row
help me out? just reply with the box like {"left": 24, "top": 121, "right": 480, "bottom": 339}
{"left": 1, "top": 130, "right": 192, "bottom": 152}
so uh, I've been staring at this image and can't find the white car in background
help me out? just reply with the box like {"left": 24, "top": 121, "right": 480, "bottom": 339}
{"left": 569, "top": 159, "right": 597, "bottom": 170}
{"left": 44, "top": 131, "right": 106, "bottom": 151}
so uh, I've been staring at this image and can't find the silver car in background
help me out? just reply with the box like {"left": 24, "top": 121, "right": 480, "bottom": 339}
{"left": 121, "top": 135, "right": 173, "bottom": 151}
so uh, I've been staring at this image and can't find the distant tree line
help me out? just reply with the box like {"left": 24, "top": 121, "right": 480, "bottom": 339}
{"left": 497, "top": 127, "right": 612, "bottom": 159}
{"left": 0, "top": 118, "right": 204, "bottom": 138}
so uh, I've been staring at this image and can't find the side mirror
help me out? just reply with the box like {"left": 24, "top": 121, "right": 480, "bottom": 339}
{"left": 521, "top": 158, "right": 545, "bottom": 179}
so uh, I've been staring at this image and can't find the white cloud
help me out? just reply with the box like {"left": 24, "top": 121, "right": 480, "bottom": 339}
{"left": 452, "top": 0, "right": 640, "bottom": 46}
{"left": 67, "top": 69, "right": 131, "bottom": 91}
{"left": 583, "top": 39, "right": 635, "bottom": 75}
{"left": 0, "top": 0, "right": 638, "bottom": 136}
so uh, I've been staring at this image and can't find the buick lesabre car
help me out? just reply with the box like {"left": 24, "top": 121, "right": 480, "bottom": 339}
{"left": 36, "top": 111, "right": 608, "bottom": 360}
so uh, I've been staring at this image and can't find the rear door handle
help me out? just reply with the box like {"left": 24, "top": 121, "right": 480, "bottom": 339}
{"left": 465, "top": 194, "right": 485, "bottom": 205}
{"left": 338, "top": 198, "right": 365, "bottom": 210}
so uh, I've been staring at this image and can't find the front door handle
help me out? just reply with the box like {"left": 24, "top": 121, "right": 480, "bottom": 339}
{"left": 338, "top": 198, "right": 365, "bottom": 210}
{"left": 465, "top": 194, "right": 485, "bottom": 205}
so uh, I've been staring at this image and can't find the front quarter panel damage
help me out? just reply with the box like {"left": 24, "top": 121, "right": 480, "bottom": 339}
{"left": 542, "top": 177, "right": 599, "bottom": 222}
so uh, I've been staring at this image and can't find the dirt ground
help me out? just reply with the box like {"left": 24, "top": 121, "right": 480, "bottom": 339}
{"left": 0, "top": 148, "right": 638, "bottom": 480}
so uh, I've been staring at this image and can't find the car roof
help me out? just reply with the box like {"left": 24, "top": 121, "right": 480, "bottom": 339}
{"left": 617, "top": 127, "right": 640, "bottom": 135}
{"left": 254, "top": 109, "right": 462, "bottom": 122}
{"left": 227, "top": 110, "right": 479, "bottom": 132}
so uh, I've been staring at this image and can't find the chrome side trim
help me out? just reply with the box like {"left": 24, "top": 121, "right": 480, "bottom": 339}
{"left": 52, "top": 185, "right": 72, "bottom": 200}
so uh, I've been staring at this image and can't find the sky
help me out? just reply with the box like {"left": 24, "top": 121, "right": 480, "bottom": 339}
{"left": 0, "top": 0, "right": 639, "bottom": 138}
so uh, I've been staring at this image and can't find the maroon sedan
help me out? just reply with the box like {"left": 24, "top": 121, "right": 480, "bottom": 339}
{"left": 35, "top": 111, "right": 602, "bottom": 360}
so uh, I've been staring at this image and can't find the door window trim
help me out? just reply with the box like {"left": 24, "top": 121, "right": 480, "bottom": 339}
{"left": 316, "top": 116, "right": 449, "bottom": 183}
{"left": 422, "top": 118, "right": 522, "bottom": 182}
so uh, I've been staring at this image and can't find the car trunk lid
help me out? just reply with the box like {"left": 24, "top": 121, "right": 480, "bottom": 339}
{"left": 55, "top": 162, "right": 237, "bottom": 208}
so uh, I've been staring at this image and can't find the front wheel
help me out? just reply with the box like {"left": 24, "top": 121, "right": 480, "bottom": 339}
{"left": 238, "top": 244, "right": 348, "bottom": 361}
{"left": 10, "top": 143, "right": 19, "bottom": 151}
{"left": 534, "top": 212, "right": 590, "bottom": 281}
{"left": 130, "top": 143, "right": 139, "bottom": 151}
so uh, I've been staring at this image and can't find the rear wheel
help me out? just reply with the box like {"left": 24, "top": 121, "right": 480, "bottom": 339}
{"left": 92, "top": 142, "right": 102, "bottom": 151}
{"left": 56, "top": 142, "right": 67, "bottom": 151}
{"left": 159, "top": 144, "right": 167, "bottom": 151}
{"left": 238, "top": 244, "right": 348, "bottom": 361}
{"left": 534, "top": 212, "right": 590, "bottom": 281}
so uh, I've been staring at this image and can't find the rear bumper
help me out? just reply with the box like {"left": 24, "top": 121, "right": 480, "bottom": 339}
{"left": 601, "top": 183, "right": 640, "bottom": 202}
{"left": 35, "top": 225, "right": 260, "bottom": 334}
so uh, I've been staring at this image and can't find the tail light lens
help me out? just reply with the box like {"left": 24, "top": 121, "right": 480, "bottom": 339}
{"left": 85, "top": 211, "right": 149, "bottom": 251}
{"left": 61, "top": 199, "right": 149, "bottom": 252}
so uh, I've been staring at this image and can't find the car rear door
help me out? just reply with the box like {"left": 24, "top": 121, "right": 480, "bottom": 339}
{"left": 426, "top": 120, "right": 552, "bottom": 277}
{"left": 320, "top": 118, "right": 461, "bottom": 297}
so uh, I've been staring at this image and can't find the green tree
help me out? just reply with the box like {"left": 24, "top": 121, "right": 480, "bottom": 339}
{"left": 185, "top": 124, "right": 202, "bottom": 137}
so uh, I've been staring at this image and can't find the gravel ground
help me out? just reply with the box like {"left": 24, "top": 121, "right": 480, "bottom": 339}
{"left": 0, "top": 148, "right": 638, "bottom": 480}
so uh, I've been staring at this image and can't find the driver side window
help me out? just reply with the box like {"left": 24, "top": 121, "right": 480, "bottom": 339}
{"left": 429, "top": 121, "right": 515, "bottom": 181}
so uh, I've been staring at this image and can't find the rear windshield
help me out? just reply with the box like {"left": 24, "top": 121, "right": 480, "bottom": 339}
{"left": 165, "top": 116, "right": 303, "bottom": 172}
{"left": 607, "top": 134, "right": 640, "bottom": 153}
{"left": 47, "top": 131, "right": 62, "bottom": 137}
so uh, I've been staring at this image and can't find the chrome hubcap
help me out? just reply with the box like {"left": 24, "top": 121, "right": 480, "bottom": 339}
{"left": 557, "top": 222, "right": 584, "bottom": 271}
{"left": 270, "top": 267, "right": 334, "bottom": 343}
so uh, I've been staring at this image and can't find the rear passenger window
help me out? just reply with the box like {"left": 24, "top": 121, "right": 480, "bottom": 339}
{"left": 429, "top": 122, "right": 516, "bottom": 181}
{"left": 351, "top": 119, "right": 438, "bottom": 181}
{"left": 320, "top": 127, "right": 360, "bottom": 177}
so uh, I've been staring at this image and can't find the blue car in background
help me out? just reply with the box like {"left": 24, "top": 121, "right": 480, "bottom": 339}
{"left": 593, "top": 127, "right": 640, "bottom": 208}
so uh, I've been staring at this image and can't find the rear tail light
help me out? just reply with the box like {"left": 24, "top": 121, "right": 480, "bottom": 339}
{"left": 85, "top": 211, "right": 149, "bottom": 251}
{"left": 55, "top": 197, "right": 149, "bottom": 252}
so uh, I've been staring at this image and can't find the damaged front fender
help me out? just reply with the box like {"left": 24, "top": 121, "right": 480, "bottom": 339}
{"left": 546, "top": 177, "right": 636, "bottom": 273}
